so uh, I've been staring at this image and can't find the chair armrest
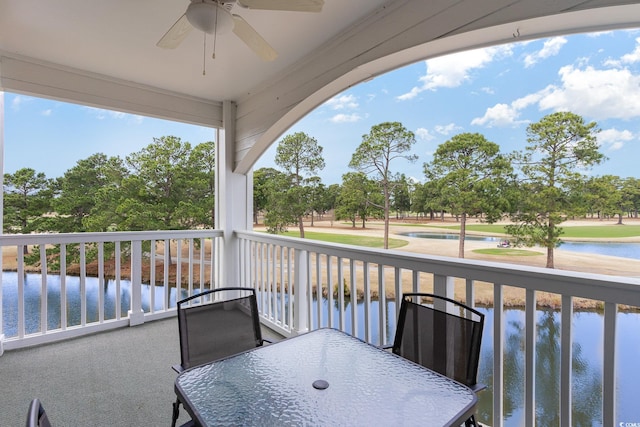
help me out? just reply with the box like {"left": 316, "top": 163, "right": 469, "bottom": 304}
{"left": 172, "top": 364, "right": 184, "bottom": 374}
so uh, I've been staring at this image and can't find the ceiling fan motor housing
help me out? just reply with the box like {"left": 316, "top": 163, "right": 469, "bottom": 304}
{"left": 186, "top": 1, "right": 234, "bottom": 34}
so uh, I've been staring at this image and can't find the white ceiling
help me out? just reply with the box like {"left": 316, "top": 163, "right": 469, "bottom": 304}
{"left": 0, "top": 0, "right": 389, "bottom": 101}
{"left": 2, "top": 0, "right": 640, "bottom": 172}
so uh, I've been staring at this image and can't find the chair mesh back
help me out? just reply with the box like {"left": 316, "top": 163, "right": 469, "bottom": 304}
{"left": 26, "top": 399, "right": 52, "bottom": 427}
{"left": 178, "top": 290, "right": 262, "bottom": 370}
{"left": 393, "top": 294, "right": 484, "bottom": 388}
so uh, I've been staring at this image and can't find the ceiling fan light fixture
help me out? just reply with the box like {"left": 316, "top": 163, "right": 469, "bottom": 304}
{"left": 186, "top": 2, "right": 234, "bottom": 34}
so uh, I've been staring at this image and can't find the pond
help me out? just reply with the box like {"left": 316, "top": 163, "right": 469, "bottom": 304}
{"left": 3, "top": 272, "right": 640, "bottom": 425}
{"left": 311, "top": 297, "right": 640, "bottom": 426}
{"left": 0, "top": 272, "right": 183, "bottom": 335}
{"left": 403, "top": 232, "right": 640, "bottom": 261}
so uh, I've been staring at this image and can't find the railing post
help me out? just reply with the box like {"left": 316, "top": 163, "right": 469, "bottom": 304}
{"left": 433, "top": 274, "right": 454, "bottom": 313}
{"left": 0, "top": 91, "right": 5, "bottom": 355}
{"left": 128, "top": 240, "right": 145, "bottom": 326}
{"left": 293, "top": 249, "right": 309, "bottom": 334}
{"left": 433, "top": 274, "right": 454, "bottom": 299}
{"left": 0, "top": 247, "right": 3, "bottom": 356}
{"left": 493, "top": 283, "right": 505, "bottom": 427}
{"left": 525, "top": 289, "right": 536, "bottom": 427}
{"left": 603, "top": 302, "right": 617, "bottom": 426}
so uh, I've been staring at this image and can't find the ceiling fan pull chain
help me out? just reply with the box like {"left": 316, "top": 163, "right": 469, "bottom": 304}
{"left": 212, "top": 2, "right": 219, "bottom": 60}
{"left": 203, "top": 32, "right": 207, "bottom": 75}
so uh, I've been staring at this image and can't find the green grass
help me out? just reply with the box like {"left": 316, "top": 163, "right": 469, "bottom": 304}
{"left": 428, "top": 224, "right": 640, "bottom": 238}
{"left": 473, "top": 248, "right": 543, "bottom": 256}
{"left": 279, "top": 230, "right": 409, "bottom": 249}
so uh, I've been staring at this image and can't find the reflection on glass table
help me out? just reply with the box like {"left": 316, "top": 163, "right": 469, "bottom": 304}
{"left": 175, "top": 327, "right": 477, "bottom": 426}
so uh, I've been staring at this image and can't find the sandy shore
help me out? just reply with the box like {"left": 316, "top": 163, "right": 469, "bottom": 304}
{"left": 275, "top": 218, "right": 640, "bottom": 309}
{"left": 303, "top": 218, "right": 640, "bottom": 277}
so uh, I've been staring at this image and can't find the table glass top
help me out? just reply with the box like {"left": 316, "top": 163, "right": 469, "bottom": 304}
{"left": 176, "top": 328, "right": 476, "bottom": 426}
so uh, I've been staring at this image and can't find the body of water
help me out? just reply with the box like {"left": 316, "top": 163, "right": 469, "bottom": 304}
{"left": 4, "top": 258, "right": 640, "bottom": 424}
{"left": 404, "top": 232, "right": 640, "bottom": 261}
{"left": 310, "top": 298, "right": 640, "bottom": 426}
{"left": 0, "top": 272, "right": 183, "bottom": 336}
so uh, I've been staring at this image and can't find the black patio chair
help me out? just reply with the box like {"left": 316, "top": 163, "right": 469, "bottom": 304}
{"left": 171, "top": 287, "right": 270, "bottom": 427}
{"left": 392, "top": 293, "right": 485, "bottom": 427}
{"left": 26, "top": 398, "right": 52, "bottom": 427}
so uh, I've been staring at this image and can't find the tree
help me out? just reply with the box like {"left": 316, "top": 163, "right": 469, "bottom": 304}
{"left": 391, "top": 174, "right": 412, "bottom": 219}
{"left": 349, "top": 122, "right": 417, "bottom": 248}
{"left": 181, "top": 141, "right": 216, "bottom": 228}
{"left": 91, "top": 136, "right": 207, "bottom": 232}
{"left": 274, "top": 132, "right": 325, "bottom": 238}
{"left": 583, "top": 175, "right": 619, "bottom": 220}
{"left": 410, "top": 182, "right": 428, "bottom": 219}
{"left": 253, "top": 167, "right": 283, "bottom": 225}
{"left": 53, "top": 153, "right": 128, "bottom": 232}
{"left": 507, "top": 112, "right": 605, "bottom": 268}
{"left": 425, "top": 133, "right": 513, "bottom": 258}
{"left": 323, "top": 184, "right": 341, "bottom": 222}
{"left": 335, "top": 172, "right": 383, "bottom": 228}
{"left": 306, "top": 176, "right": 325, "bottom": 226}
{"left": 3, "top": 168, "right": 53, "bottom": 236}
{"left": 620, "top": 177, "right": 640, "bottom": 220}
{"left": 263, "top": 172, "right": 298, "bottom": 233}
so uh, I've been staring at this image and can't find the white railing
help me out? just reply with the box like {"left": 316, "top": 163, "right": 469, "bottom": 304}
{"left": 0, "top": 230, "right": 223, "bottom": 351}
{"left": 235, "top": 230, "right": 640, "bottom": 427}
{"left": 3, "top": 228, "right": 640, "bottom": 425}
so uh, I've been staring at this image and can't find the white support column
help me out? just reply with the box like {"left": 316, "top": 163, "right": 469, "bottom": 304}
{"left": 524, "top": 289, "right": 537, "bottom": 427}
{"left": 216, "top": 101, "right": 252, "bottom": 287}
{"left": 293, "top": 249, "right": 309, "bottom": 334}
{"left": 128, "top": 240, "right": 145, "bottom": 326}
{"left": 0, "top": 89, "right": 5, "bottom": 355}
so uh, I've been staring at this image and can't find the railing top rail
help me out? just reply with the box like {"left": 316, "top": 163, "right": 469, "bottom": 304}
{"left": 235, "top": 230, "right": 640, "bottom": 306}
{"left": 0, "top": 229, "right": 224, "bottom": 245}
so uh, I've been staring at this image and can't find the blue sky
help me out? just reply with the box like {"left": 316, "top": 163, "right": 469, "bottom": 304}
{"left": 5, "top": 29, "right": 640, "bottom": 185}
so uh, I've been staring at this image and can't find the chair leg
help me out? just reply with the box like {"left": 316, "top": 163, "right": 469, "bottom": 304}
{"left": 464, "top": 414, "right": 478, "bottom": 427}
{"left": 171, "top": 397, "right": 181, "bottom": 427}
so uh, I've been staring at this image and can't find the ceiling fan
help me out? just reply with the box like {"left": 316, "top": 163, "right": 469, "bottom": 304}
{"left": 157, "top": 0, "right": 324, "bottom": 62}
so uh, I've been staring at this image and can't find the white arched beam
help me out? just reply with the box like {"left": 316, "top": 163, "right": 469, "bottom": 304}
{"left": 233, "top": 1, "right": 640, "bottom": 174}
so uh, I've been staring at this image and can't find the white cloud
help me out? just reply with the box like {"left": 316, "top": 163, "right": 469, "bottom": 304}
{"left": 397, "top": 45, "right": 513, "bottom": 100}
{"left": 434, "top": 123, "right": 461, "bottom": 135}
{"left": 415, "top": 127, "right": 435, "bottom": 141}
{"left": 471, "top": 88, "right": 553, "bottom": 127}
{"left": 11, "top": 95, "right": 33, "bottom": 111}
{"left": 471, "top": 103, "right": 523, "bottom": 127}
{"left": 83, "top": 107, "right": 143, "bottom": 123}
{"left": 597, "top": 128, "right": 635, "bottom": 151}
{"left": 325, "top": 94, "right": 359, "bottom": 110}
{"left": 330, "top": 113, "right": 362, "bottom": 123}
{"left": 539, "top": 65, "right": 640, "bottom": 120}
{"left": 397, "top": 87, "right": 421, "bottom": 101}
{"left": 620, "top": 37, "right": 640, "bottom": 64}
{"left": 42, "top": 109, "right": 52, "bottom": 116}
{"left": 523, "top": 37, "right": 567, "bottom": 68}
{"left": 473, "top": 60, "right": 640, "bottom": 128}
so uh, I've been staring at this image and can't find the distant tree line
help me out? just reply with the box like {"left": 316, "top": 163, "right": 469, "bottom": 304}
{"left": 5, "top": 113, "right": 640, "bottom": 269}
{"left": 3, "top": 136, "right": 216, "bottom": 236}
{"left": 255, "top": 112, "right": 640, "bottom": 269}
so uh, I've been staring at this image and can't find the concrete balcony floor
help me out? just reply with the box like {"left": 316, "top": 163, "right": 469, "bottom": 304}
{"left": 0, "top": 319, "right": 283, "bottom": 426}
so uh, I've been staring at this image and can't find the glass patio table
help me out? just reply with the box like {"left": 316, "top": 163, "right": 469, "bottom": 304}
{"left": 174, "top": 328, "right": 477, "bottom": 426}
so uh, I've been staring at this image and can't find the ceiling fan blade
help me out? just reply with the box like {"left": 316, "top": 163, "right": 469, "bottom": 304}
{"left": 237, "top": 0, "right": 323, "bottom": 12}
{"left": 232, "top": 15, "right": 278, "bottom": 61}
{"left": 157, "top": 14, "right": 194, "bottom": 49}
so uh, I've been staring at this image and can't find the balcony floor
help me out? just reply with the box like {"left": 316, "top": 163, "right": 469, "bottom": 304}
{"left": 0, "top": 318, "right": 283, "bottom": 426}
